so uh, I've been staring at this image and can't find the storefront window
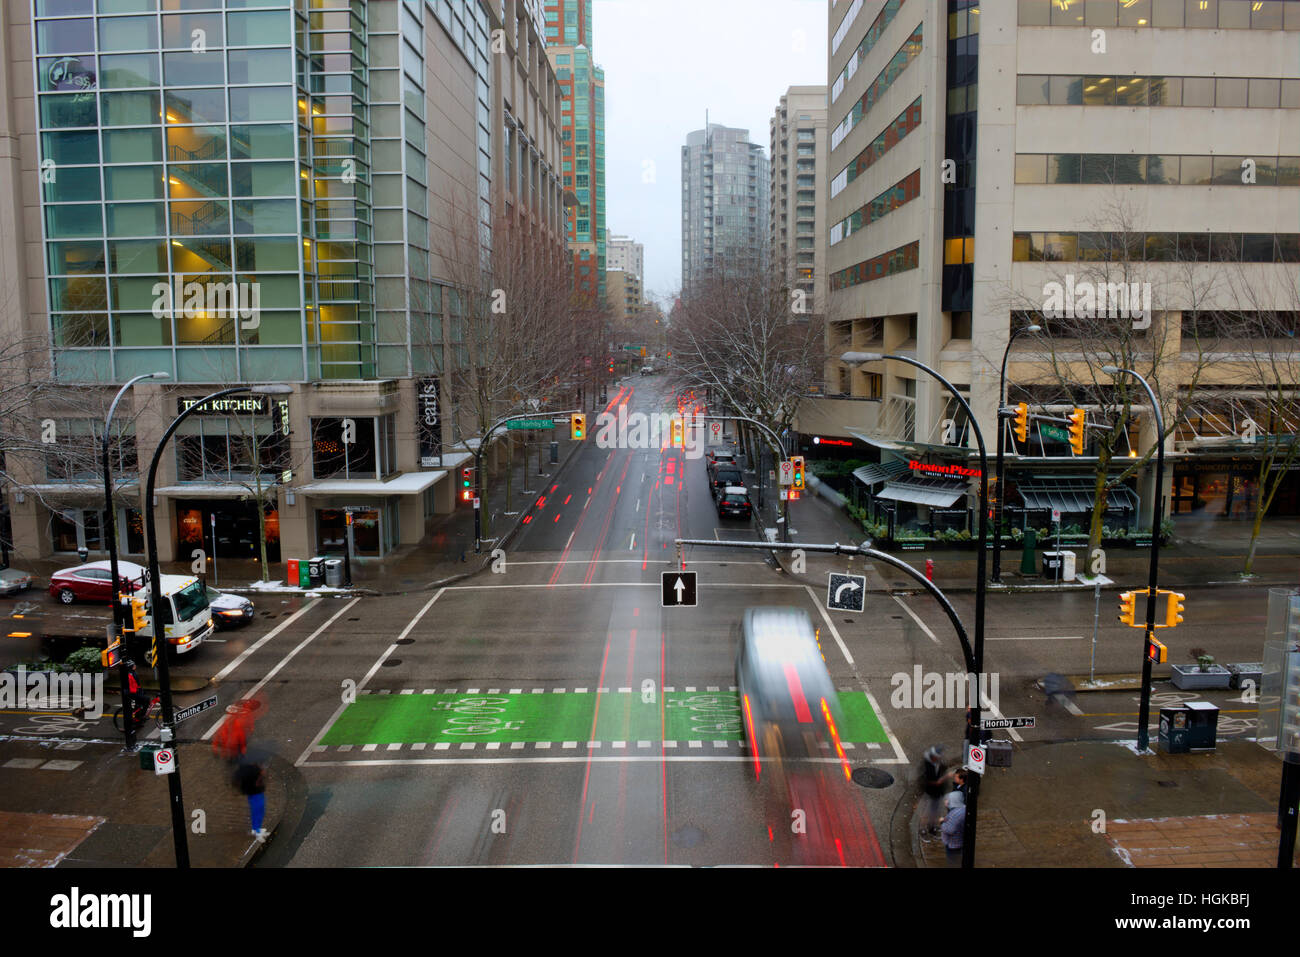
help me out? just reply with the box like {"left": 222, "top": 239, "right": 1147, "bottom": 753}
{"left": 311, "top": 415, "right": 395, "bottom": 479}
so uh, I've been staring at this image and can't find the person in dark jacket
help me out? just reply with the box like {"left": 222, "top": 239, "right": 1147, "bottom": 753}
{"left": 234, "top": 757, "right": 267, "bottom": 839}
{"left": 918, "top": 745, "right": 951, "bottom": 840}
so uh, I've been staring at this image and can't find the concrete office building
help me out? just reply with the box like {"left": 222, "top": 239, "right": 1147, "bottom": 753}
{"left": 0, "top": 0, "right": 566, "bottom": 565}
{"left": 769, "top": 85, "right": 828, "bottom": 315}
{"left": 606, "top": 232, "right": 643, "bottom": 281}
{"left": 604, "top": 266, "right": 641, "bottom": 323}
{"left": 681, "top": 123, "right": 769, "bottom": 289}
{"left": 805, "top": 0, "right": 1300, "bottom": 536}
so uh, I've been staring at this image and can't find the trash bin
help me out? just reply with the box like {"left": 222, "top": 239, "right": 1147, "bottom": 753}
{"left": 324, "top": 559, "right": 343, "bottom": 587}
{"left": 1060, "top": 550, "right": 1076, "bottom": 582}
{"left": 286, "top": 558, "right": 299, "bottom": 587}
{"left": 309, "top": 557, "right": 325, "bottom": 588}
{"left": 1185, "top": 701, "right": 1219, "bottom": 751}
{"left": 1041, "top": 551, "right": 1065, "bottom": 577}
{"left": 549, "top": 440, "right": 559, "bottom": 464}
{"left": 1158, "top": 705, "right": 1191, "bottom": 754}
{"left": 1019, "top": 528, "right": 1038, "bottom": 575}
{"left": 298, "top": 560, "right": 310, "bottom": 588}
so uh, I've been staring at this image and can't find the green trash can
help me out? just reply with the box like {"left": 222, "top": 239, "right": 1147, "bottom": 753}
{"left": 298, "top": 560, "right": 310, "bottom": 588}
{"left": 1019, "top": 527, "right": 1038, "bottom": 575}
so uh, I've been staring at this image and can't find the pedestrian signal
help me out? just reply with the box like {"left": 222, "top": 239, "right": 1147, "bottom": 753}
{"left": 571, "top": 413, "right": 586, "bottom": 441}
{"left": 1013, "top": 403, "right": 1029, "bottom": 443}
{"left": 1145, "top": 636, "right": 1167, "bottom": 663}
{"left": 1165, "top": 591, "right": 1185, "bottom": 628}
{"left": 1068, "top": 408, "right": 1086, "bottom": 455}
{"left": 101, "top": 641, "right": 122, "bottom": 669}
{"left": 1118, "top": 591, "right": 1137, "bottom": 626}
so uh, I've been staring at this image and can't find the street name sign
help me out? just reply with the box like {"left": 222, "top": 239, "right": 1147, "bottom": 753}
{"left": 174, "top": 695, "right": 219, "bottom": 725}
{"left": 506, "top": 418, "right": 557, "bottom": 430}
{"left": 826, "top": 573, "right": 866, "bottom": 613}
{"left": 980, "top": 716, "right": 1036, "bottom": 730}
{"left": 1040, "top": 423, "right": 1069, "bottom": 443}
{"left": 661, "top": 571, "right": 697, "bottom": 607}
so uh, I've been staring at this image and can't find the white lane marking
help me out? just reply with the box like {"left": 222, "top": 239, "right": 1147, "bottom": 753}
{"left": 302, "top": 755, "right": 908, "bottom": 767}
{"left": 803, "top": 585, "right": 854, "bottom": 666}
{"left": 863, "top": 686, "right": 909, "bottom": 765}
{"left": 208, "top": 597, "right": 321, "bottom": 683}
{"left": 448, "top": 581, "right": 805, "bottom": 590}
{"left": 630, "top": 533, "right": 636, "bottom": 550}
{"left": 492, "top": 559, "right": 767, "bottom": 566}
{"left": 987, "top": 635, "right": 1084, "bottom": 641}
{"left": 892, "top": 595, "right": 941, "bottom": 646}
{"left": 204, "top": 598, "right": 359, "bottom": 742}
{"left": 636, "top": 499, "right": 641, "bottom": 512}
{"left": 291, "top": 590, "right": 446, "bottom": 767}
{"left": 1061, "top": 697, "right": 1084, "bottom": 716}
{"left": 584, "top": 497, "right": 590, "bottom": 509}
{"left": 566, "top": 531, "right": 575, "bottom": 549}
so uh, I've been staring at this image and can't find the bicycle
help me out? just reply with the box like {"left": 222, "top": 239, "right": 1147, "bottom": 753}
{"left": 112, "top": 694, "right": 162, "bottom": 734}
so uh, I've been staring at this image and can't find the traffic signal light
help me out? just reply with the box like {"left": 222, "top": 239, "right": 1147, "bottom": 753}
{"left": 1013, "top": 402, "right": 1029, "bottom": 443}
{"left": 1118, "top": 591, "right": 1137, "bottom": 626}
{"left": 1068, "top": 407, "right": 1086, "bottom": 455}
{"left": 101, "top": 641, "right": 122, "bottom": 669}
{"left": 791, "top": 456, "right": 805, "bottom": 490}
{"left": 1165, "top": 591, "right": 1186, "bottom": 628}
{"left": 460, "top": 466, "right": 475, "bottom": 502}
{"left": 129, "top": 595, "right": 149, "bottom": 634}
{"left": 671, "top": 416, "right": 683, "bottom": 447}
{"left": 1145, "top": 635, "right": 1167, "bottom": 663}
{"left": 571, "top": 413, "right": 586, "bottom": 441}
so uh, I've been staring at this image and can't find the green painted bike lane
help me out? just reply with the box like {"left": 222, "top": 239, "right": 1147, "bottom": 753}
{"left": 319, "top": 691, "right": 887, "bottom": 746}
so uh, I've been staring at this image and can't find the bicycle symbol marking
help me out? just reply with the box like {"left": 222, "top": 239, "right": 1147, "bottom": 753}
{"left": 433, "top": 697, "right": 522, "bottom": 736}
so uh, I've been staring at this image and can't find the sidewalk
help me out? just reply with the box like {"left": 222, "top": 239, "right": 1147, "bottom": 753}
{"left": 0, "top": 738, "right": 292, "bottom": 867}
{"left": 905, "top": 740, "right": 1299, "bottom": 868}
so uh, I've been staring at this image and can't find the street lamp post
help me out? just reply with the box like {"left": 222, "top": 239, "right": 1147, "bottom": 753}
{"left": 847, "top": 351, "right": 989, "bottom": 868}
{"left": 102, "top": 371, "right": 169, "bottom": 752}
{"left": 991, "top": 324, "right": 1040, "bottom": 584}
{"left": 1103, "top": 366, "right": 1165, "bottom": 753}
{"left": 143, "top": 383, "right": 290, "bottom": 867}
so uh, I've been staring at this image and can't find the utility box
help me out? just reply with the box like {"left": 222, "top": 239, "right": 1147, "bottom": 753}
{"left": 138, "top": 744, "right": 159, "bottom": 770}
{"left": 550, "top": 440, "right": 559, "bottom": 464}
{"left": 1041, "top": 551, "right": 1064, "bottom": 577}
{"left": 1159, "top": 705, "right": 1191, "bottom": 754}
{"left": 986, "top": 738, "right": 1013, "bottom": 767}
{"left": 1185, "top": 701, "right": 1220, "bottom": 751}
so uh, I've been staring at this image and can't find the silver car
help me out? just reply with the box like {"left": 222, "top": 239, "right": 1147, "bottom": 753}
{"left": 206, "top": 587, "right": 255, "bottom": 628}
{"left": 0, "top": 568, "right": 32, "bottom": 595}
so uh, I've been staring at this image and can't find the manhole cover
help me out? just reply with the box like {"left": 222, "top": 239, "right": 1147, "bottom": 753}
{"left": 382, "top": 659, "right": 401, "bottom": 667}
{"left": 1157, "top": 779, "right": 1178, "bottom": 788}
{"left": 851, "top": 767, "right": 895, "bottom": 789}
{"left": 396, "top": 638, "right": 414, "bottom": 645}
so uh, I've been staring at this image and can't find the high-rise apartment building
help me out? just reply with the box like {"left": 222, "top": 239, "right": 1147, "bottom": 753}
{"left": 606, "top": 233, "right": 643, "bottom": 281}
{"left": 681, "top": 123, "right": 769, "bottom": 289}
{"left": 769, "top": 86, "right": 827, "bottom": 315}
{"left": 544, "top": 0, "right": 606, "bottom": 303}
{"left": 812, "top": 0, "right": 1300, "bottom": 532}
{"left": 0, "top": 0, "right": 565, "bottom": 564}
{"left": 604, "top": 267, "right": 641, "bottom": 323}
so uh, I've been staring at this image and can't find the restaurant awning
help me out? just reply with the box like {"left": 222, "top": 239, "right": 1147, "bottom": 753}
{"left": 876, "top": 479, "right": 968, "bottom": 508}
{"left": 298, "top": 471, "right": 445, "bottom": 496}
{"left": 1014, "top": 477, "right": 1139, "bottom": 513}
{"left": 852, "top": 460, "right": 909, "bottom": 487}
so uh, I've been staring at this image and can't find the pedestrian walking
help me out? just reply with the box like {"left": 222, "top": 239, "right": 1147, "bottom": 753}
{"left": 234, "top": 756, "right": 267, "bottom": 839}
{"left": 941, "top": 790, "right": 966, "bottom": 866}
{"left": 917, "top": 745, "right": 950, "bottom": 841}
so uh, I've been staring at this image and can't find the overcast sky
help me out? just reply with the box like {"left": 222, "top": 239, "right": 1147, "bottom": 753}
{"left": 593, "top": 0, "right": 828, "bottom": 303}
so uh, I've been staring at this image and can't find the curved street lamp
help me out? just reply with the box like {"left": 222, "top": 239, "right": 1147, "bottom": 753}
{"left": 1102, "top": 365, "right": 1165, "bottom": 754}
{"left": 102, "top": 371, "right": 169, "bottom": 752}
{"left": 845, "top": 351, "right": 989, "bottom": 868}
{"left": 992, "top": 324, "right": 1040, "bottom": 583}
{"left": 143, "top": 382, "right": 292, "bottom": 867}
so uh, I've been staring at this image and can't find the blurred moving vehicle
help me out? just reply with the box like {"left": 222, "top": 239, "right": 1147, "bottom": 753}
{"left": 48, "top": 560, "right": 148, "bottom": 604}
{"left": 716, "top": 487, "right": 752, "bottom": 520}
{"left": 0, "top": 568, "right": 33, "bottom": 595}
{"left": 640, "top": 365, "right": 655, "bottom": 376}
{"left": 206, "top": 587, "right": 255, "bottom": 628}
{"left": 735, "top": 606, "right": 882, "bottom": 866}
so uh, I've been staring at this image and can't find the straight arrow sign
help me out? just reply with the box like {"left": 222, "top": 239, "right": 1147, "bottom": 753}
{"left": 661, "top": 571, "right": 697, "bottom": 607}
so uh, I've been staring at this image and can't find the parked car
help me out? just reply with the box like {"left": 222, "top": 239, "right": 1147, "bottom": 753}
{"left": 640, "top": 365, "right": 655, "bottom": 376}
{"left": 707, "top": 449, "right": 737, "bottom": 475}
{"left": 711, "top": 466, "right": 744, "bottom": 499}
{"left": 206, "top": 587, "right": 255, "bottom": 628}
{"left": 716, "top": 487, "right": 752, "bottom": 520}
{"left": 48, "top": 560, "right": 148, "bottom": 605}
{"left": 0, "top": 568, "right": 33, "bottom": 595}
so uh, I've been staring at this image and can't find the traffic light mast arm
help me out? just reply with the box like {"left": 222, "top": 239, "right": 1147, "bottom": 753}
{"left": 472, "top": 409, "right": 582, "bottom": 550}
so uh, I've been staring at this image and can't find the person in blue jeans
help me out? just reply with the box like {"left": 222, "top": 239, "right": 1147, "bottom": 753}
{"left": 234, "top": 758, "right": 266, "bottom": 838}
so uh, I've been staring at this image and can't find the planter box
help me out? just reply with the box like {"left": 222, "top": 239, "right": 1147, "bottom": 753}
{"left": 1226, "top": 663, "right": 1264, "bottom": 690}
{"left": 1170, "top": 663, "right": 1232, "bottom": 690}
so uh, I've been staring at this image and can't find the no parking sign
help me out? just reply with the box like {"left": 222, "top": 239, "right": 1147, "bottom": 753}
{"left": 153, "top": 747, "right": 176, "bottom": 776}
{"left": 966, "top": 743, "right": 986, "bottom": 775}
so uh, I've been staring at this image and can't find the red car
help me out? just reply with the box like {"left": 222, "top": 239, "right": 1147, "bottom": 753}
{"left": 48, "top": 560, "right": 148, "bottom": 605}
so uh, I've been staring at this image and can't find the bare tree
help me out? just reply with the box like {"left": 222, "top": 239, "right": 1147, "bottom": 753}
{"left": 992, "top": 193, "right": 1224, "bottom": 558}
